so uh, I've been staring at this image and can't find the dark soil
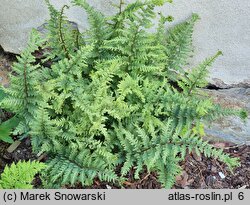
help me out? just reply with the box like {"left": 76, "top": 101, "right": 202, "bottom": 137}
{"left": 0, "top": 138, "right": 37, "bottom": 173}
{"left": 176, "top": 143, "right": 250, "bottom": 189}
{"left": 86, "top": 143, "right": 250, "bottom": 189}
{"left": 1, "top": 137, "right": 249, "bottom": 189}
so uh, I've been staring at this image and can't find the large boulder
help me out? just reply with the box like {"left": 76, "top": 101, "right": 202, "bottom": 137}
{"left": 0, "top": 0, "right": 115, "bottom": 53}
{"left": 204, "top": 88, "right": 250, "bottom": 145}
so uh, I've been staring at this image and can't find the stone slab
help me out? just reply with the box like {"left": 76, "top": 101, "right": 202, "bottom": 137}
{"left": 204, "top": 88, "right": 250, "bottom": 145}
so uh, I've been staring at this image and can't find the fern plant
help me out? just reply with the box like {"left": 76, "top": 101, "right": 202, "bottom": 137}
{"left": 0, "top": 0, "right": 247, "bottom": 188}
{"left": 0, "top": 30, "right": 44, "bottom": 137}
{"left": 0, "top": 161, "right": 46, "bottom": 189}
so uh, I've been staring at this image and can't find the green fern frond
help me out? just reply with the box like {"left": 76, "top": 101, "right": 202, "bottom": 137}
{"left": 179, "top": 51, "right": 223, "bottom": 95}
{"left": 0, "top": 161, "right": 46, "bottom": 189}
{"left": 43, "top": 147, "right": 118, "bottom": 188}
{"left": 72, "top": 0, "right": 111, "bottom": 61}
{"left": 45, "top": 0, "right": 79, "bottom": 60}
{"left": 165, "top": 13, "right": 200, "bottom": 74}
{"left": 0, "top": 30, "right": 43, "bottom": 136}
{"left": 30, "top": 108, "right": 61, "bottom": 154}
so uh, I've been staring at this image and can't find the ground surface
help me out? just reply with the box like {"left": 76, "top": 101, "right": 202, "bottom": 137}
{"left": 82, "top": 142, "right": 250, "bottom": 189}
{"left": 0, "top": 137, "right": 249, "bottom": 189}
{"left": 0, "top": 48, "right": 249, "bottom": 189}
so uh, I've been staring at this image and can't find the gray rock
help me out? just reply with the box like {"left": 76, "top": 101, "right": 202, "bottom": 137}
{"left": 204, "top": 88, "right": 250, "bottom": 145}
{"left": 0, "top": 0, "right": 250, "bottom": 87}
{"left": 0, "top": 0, "right": 49, "bottom": 53}
{"left": 37, "top": 21, "right": 79, "bottom": 38}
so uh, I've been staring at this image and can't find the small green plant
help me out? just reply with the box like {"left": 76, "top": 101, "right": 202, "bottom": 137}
{"left": 0, "top": 88, "right": 20, "bottom": 143}
{"left": 0, "top": 0, "right": 247, "bottom": 188}
{"left": 0, "top": 161, "right": 46, "bottom": 189}
{"left": 0, "top": 116, "right": 20, "bottom": 143}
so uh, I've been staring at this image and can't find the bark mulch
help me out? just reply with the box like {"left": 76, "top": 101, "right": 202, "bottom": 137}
{"left": 79, "top": 142, "right": 250, "bottom": 189}
{"left": 175, "top": 143, "right": 250, "bottom": 189}
{"left": 0, "top": 135, "right": 249, "bottom": 189}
